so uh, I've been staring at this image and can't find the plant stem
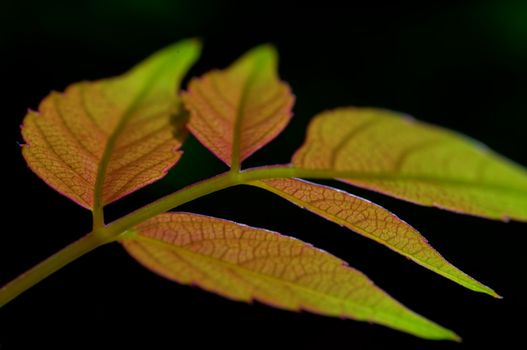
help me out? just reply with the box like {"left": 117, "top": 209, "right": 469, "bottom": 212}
{"left": 92, "top": 208, "right": 105, "bottom": 230}
{"left": 104, "top": 171, "right": 240, "bottom": 235}
{"left": 105, "top": 165, "right": 300, "bottom": 235}
{"left": 0, "top": 233, "right": 108, "bottom": 307}
{"left": 0, "top": 165, "right": 313, "bottom": 307}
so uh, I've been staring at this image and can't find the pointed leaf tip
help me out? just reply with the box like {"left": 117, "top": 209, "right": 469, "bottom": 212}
{"left": 243, "top": 44, "right": 278, "bottom": 66}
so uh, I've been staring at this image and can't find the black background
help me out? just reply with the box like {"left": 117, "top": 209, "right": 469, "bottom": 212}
{"left": 3, "top": 1, "right": 527, "bottom": 349}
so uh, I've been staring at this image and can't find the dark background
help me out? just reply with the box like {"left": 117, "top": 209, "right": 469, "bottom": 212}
{"left": 3, "top": 1, "right": 526, "bottom": 348}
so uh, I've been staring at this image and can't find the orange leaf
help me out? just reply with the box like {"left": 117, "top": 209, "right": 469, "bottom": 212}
{"left": 293, "top": 107, "right": 527, "bottom": 221}
{"left": 121, "top": 212, "right": 459, "bottom": 340}
{"left": 21, "top": 40, "right": 201, "bottom": 209}
{"left": 182, "top": 45, "right": 294, "bottom": 168}
{"left": 252, "top": 178, "right": 497, "bottom": 297}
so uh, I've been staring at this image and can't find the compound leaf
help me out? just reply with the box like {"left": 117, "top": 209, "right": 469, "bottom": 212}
{"left": 21, "top": 39, "right": 201, "bottom": 209}
{"left": 293, "top": 107, "right": 527, "bottom": 221}
{"left": 251, "top": 178, "right": 498, "bottom": 297}
{"left": 121, "top": 212, "right": 459, "bottom": 341}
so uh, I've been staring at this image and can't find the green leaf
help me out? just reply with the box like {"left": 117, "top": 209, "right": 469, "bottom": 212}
{"left": 122, "top": 212, "right": 460, "bottom": 341}
{"left": 251, "top": 178, "right": 498, "bottom": 297}
{"left": 292, "top": 107, "right": 527, "bottom": 221}
{"left": 21, "top": 39, "right": 201, "bottom": 210}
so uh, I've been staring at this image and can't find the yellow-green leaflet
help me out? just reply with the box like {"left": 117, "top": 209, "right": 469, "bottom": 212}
{"left": 122, "top": 213, "right": 459, "bottom": 341}
{"left": 293, "top": 107, "right": 527, "bottom": 221}
{"left": 252, "top": 178, "right": 497, "bottom": 297}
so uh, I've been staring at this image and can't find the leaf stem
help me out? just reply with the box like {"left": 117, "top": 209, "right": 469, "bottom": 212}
{"left": 105, "top": 165, "right": 305, "bottom": 235}
{"left": 0, "top": 165, "right": 302, "bottom": 307}
{"left": 92, "top": 208, "right": 105, "bottom": 230}
{"left": 105, "top": 171, "right": 243, "bottom": 236}
{"left": 0, "top": 233, "right": 109, "bottom": 307}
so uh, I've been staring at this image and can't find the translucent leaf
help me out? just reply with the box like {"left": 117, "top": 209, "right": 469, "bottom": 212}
{"left": 293, "top": 107, "right": 527, "bottom": 221}
{"left": 182, "top": 45, "right": 294, "bottom": 167}
{"left": 252, "top": 178, "right": 498, "bottom": 297}
{"left": 121, "top": 212, "right": 459, "bottom": 341}
{"left": 21, "top": 39, "right": 201, "bottom": 209}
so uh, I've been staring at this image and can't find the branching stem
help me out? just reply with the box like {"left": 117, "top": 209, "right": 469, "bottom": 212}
{"left": 0, "top": 165, "right": 308, "bottom": 307}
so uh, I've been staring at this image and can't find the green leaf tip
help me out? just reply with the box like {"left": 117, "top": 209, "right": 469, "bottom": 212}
{"left": 478, "top": 285, "right": 502, "bottom": 299}
{"left": 153, "top": 37, "right": 203, "bottom": 57}
{"left": 234, "top": 43, "right": 279, "bottom": 73}
{"left": 452, "top": 333, "right": 463, "bottom": 343}
{"left": 244, "top": 43, "right": 278, "bottom": 59}
{"left": 127, "top": 38, "right": 203, "bottom": 86}
{"left": 394, "top": 311, "right": 461, "bottom": 341}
